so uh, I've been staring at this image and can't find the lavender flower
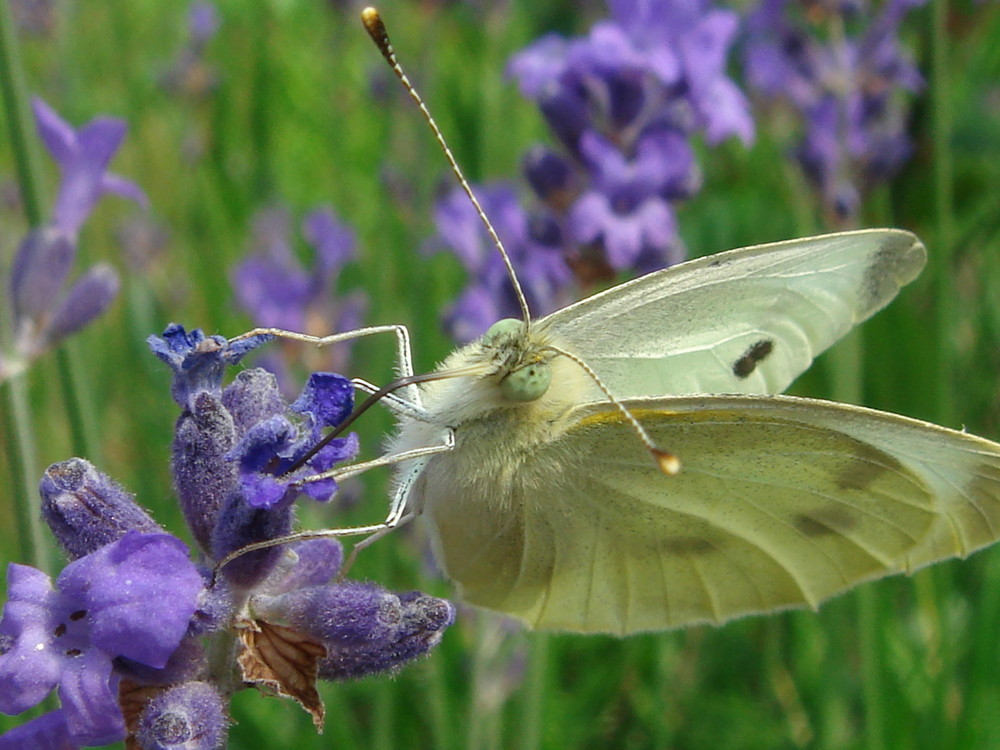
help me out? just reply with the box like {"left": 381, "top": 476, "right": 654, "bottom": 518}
{"left": 161, "top": 1, "right": 221, "bottom": 98}
{"left": 232, "top": 206, "right": 367, "bottom": 386}
{"left": 0, "top": 324, "right": 456, "bottom": 748}
{"left": 0, "top": 532, "right": 204, "bottom": 747}
{"left": 431, "top": 0, "right": 753, "bottom": 342}
{"left": 744, "top": 0, "right": 926, "bottom": 223}
{"left": 429, "top": 185, "right": 571, "bottom": 341}
{"left": 1, "top": 99, "right": 146, "bottom": 383}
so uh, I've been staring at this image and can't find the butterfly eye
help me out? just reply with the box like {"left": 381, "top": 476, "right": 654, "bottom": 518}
{"left": 483, "top": 318, "right": 524, "bottom": 345}
{"left": 500, "top": 361, "right": 552, "bottom": 402}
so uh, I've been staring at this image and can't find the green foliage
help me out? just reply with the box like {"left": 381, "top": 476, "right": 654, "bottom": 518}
{"left": 2, "top": 0, "right": 1000, "bottom": 748}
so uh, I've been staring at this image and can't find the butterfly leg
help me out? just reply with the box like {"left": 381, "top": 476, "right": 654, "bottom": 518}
{"left": 230, "top": 323, "right": 423, "bottom": 406}
{"left": 296, "top": 427, "right": 455, "bottom": 486}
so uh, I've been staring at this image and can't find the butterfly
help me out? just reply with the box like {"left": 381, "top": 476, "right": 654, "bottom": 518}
{"left": 382, "top": 228, "right": 1000, "bottom": 635}
{"left": 224, "top": 8, "right": 1000, "bottom": 637}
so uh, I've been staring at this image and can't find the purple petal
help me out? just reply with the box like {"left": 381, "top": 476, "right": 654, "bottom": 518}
{"left": 232, "top": 255, "right": 311, "bottom": 331}
{"left": 303, "top": 208, "right": 355, "bottom": 272}
{"left": 57, "top": 649, "right": 124, "bottom": 745}
{"left": 291, "top": 372, "right": 354, "bottom": 430}
{"left": 506, "top": 33, "right": 568, "bottom": 98}
{"left": 100, "top": 172, "right": 149, "bottom": 208}
{"left": 57, "top": 532, "right": 203, "bottom": 669}
{"left": 31, "top": 98, "right": 76, "bottom": 165}
{"left": 0, "top": 710, "right": 75, "bottom": 750}
{"left": 0, "top": 565, "right": 63, "bottom": 713}
{"left": 444, "top": 285, "right": 500, "bottom": 344}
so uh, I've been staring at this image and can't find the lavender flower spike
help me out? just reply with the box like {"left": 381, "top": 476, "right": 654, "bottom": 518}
{"left": 32, "top": 97, "right": 148, "bottom": 236}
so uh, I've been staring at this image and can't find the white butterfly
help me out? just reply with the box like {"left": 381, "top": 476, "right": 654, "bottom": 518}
{"left": 233, "top": 229, "right": 1000, "bottom": 635}
{"left": 222, "top": 8, "right": 1000, "bottom": 636}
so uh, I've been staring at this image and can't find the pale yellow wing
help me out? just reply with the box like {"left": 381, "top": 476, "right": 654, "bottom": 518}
{"left": 421, "top": 395, "right": 1000, "bottom": 635}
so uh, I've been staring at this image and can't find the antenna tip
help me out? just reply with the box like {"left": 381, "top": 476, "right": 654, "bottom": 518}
{"left": 361, "top": 7, "right": 394, "bottom": 61}
{"left": 653, "top": 448, "right": 681, "bottom": 476}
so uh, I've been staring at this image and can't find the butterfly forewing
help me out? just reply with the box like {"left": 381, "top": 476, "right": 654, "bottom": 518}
{"left": 423, "top": 394, "right": 1000, "bottom": 635}
{"left": 542, "top": 230, "right": 926, "bottom": 399}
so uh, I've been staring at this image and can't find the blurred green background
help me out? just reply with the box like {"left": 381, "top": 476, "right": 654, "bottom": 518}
{"left": 2, "top": 0, "right": 1000, "bottom": 747}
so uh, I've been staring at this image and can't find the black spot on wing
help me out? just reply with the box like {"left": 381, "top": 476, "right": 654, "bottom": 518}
{"left": 732, "top": 339, "right": 775, "bottom": 379}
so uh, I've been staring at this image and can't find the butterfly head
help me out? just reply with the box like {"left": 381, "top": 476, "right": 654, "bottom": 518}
{"left": 480, "top": 318, "right": 554, "bottom": 403}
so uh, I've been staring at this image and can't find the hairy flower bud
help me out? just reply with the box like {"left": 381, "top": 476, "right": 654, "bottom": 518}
{"left": 40, "top": 458, "right": 163, "bottom": 559}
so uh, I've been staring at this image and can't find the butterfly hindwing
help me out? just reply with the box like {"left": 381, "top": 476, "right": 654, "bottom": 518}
{"left": 422, "top": 394, "right": 1000, "bottom": 635}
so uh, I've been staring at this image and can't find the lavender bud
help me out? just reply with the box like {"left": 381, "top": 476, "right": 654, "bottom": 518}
{"left": 172, "top": 391, "right": 237, "bottom": 554}
{"left": 135, "top": 682, "right": 228, "bottom": 750}
{"left": 9, "top": 227, "right": 75, "bottom": 321}
{"left": 221, "top": 368, "right": 285, "bottom": 435}
{"left": 319, "top": 591, "right": 456, "bottom": 680}
{"left": 211, "top": 490, "right": 292, "bottom": 588}
{"left": 40, "top": 458, "right": 163, "bottom": 559}
{"left": 46, "top": 262, "right": 121, "bottom": 343}
{"left": 254, "top": 583, "right": 456, "bottom": 680}
{"left": 255, "top": 582, "right": 403, "bottom": 644}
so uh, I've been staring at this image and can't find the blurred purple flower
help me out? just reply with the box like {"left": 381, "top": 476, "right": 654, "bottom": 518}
{"left": 0, "top": 532, "right": 203, "bottom": 747}
{"left": 161, "top": 1, "right": 221, "bottom": 98}
{"left": 32, "top": 98, "right": 147, "bottom": 236}
{"left": 432, "top": 0, "right": 753, "bottom": 342}
{"left": 1, "top": 100, "right": 145, "bottom": 383}
{"left": 189, "top": 1, "right": 220, "bottom": 44}
{"left": 232, "top": 206, "right": 368, "bottom": 382}
{"left": 429, "top": 184, "right": 572, "bottom": 342}
{"left": 568, "top": 129, "right": 692, "bottom": 270}
{"left": 744, "top": 0, "right": 926, "bottom": 222}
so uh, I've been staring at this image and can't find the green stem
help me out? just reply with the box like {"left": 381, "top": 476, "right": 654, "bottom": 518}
{"left": 0, "top": 0, "right": 50, "bottom": 573}
{"left": 931, "top": 0, "right": 956, "bottom": 426}
{"left": 56, "top": 343, "right": 100, "bottom": 464}
{"left": 0, "top": 0, "right": 42, "bottom": 224}
{"left": 517, "top": 634, "right": 547, "bottom": 750}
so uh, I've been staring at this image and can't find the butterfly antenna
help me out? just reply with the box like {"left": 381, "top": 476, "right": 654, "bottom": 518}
{"left": 361, "top": 7, "right": 532, "bottom": 327}
{"left": 546, "top": 344, "right": 681, "bottom": 475}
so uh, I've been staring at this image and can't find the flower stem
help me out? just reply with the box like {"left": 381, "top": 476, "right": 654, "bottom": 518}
{"left": 931, "top": 0, "right": 957, "bottom": 426}
{"left": 0, "top": 0, "right": 51, "bottom": 573}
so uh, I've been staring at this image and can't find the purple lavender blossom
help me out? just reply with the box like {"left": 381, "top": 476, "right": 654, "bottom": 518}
{"left": 1, "top": 323, "right": 455, "bottom": 747}
{"left": 1, "top": 100, "right": 145, "bottom": 383}
{"left": 0, "top": 532, "right": 204, "bottom": 747}
{"left": 429, "top": 184, "right": 571, "bottom": 342}
{"left": 432, "top": 0, "right": 753, "bottom": 342}
{"left": 232, "top": 206, "right": 368, "bottom": 384}
{"left": 148, "top": 324, "right": 357, "bottom": 586}
{"left": 161, "top": 1, "right": 221, "bottom": 98}
{"left": 32, "top": 98, "right": 147, "bottom": 237}
{"left": 744, "top": 0, "right": 926, "bottom": 222}
{"left": 251, "top": 564, "right": 456, "bottom": 680}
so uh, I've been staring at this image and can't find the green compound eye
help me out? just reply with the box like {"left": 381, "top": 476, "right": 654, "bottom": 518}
{"left": 483, "top": 318, "right": 524, "bottom": 344}
{"left": 500, "top": 361, "right": 552, "bottom": 402}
